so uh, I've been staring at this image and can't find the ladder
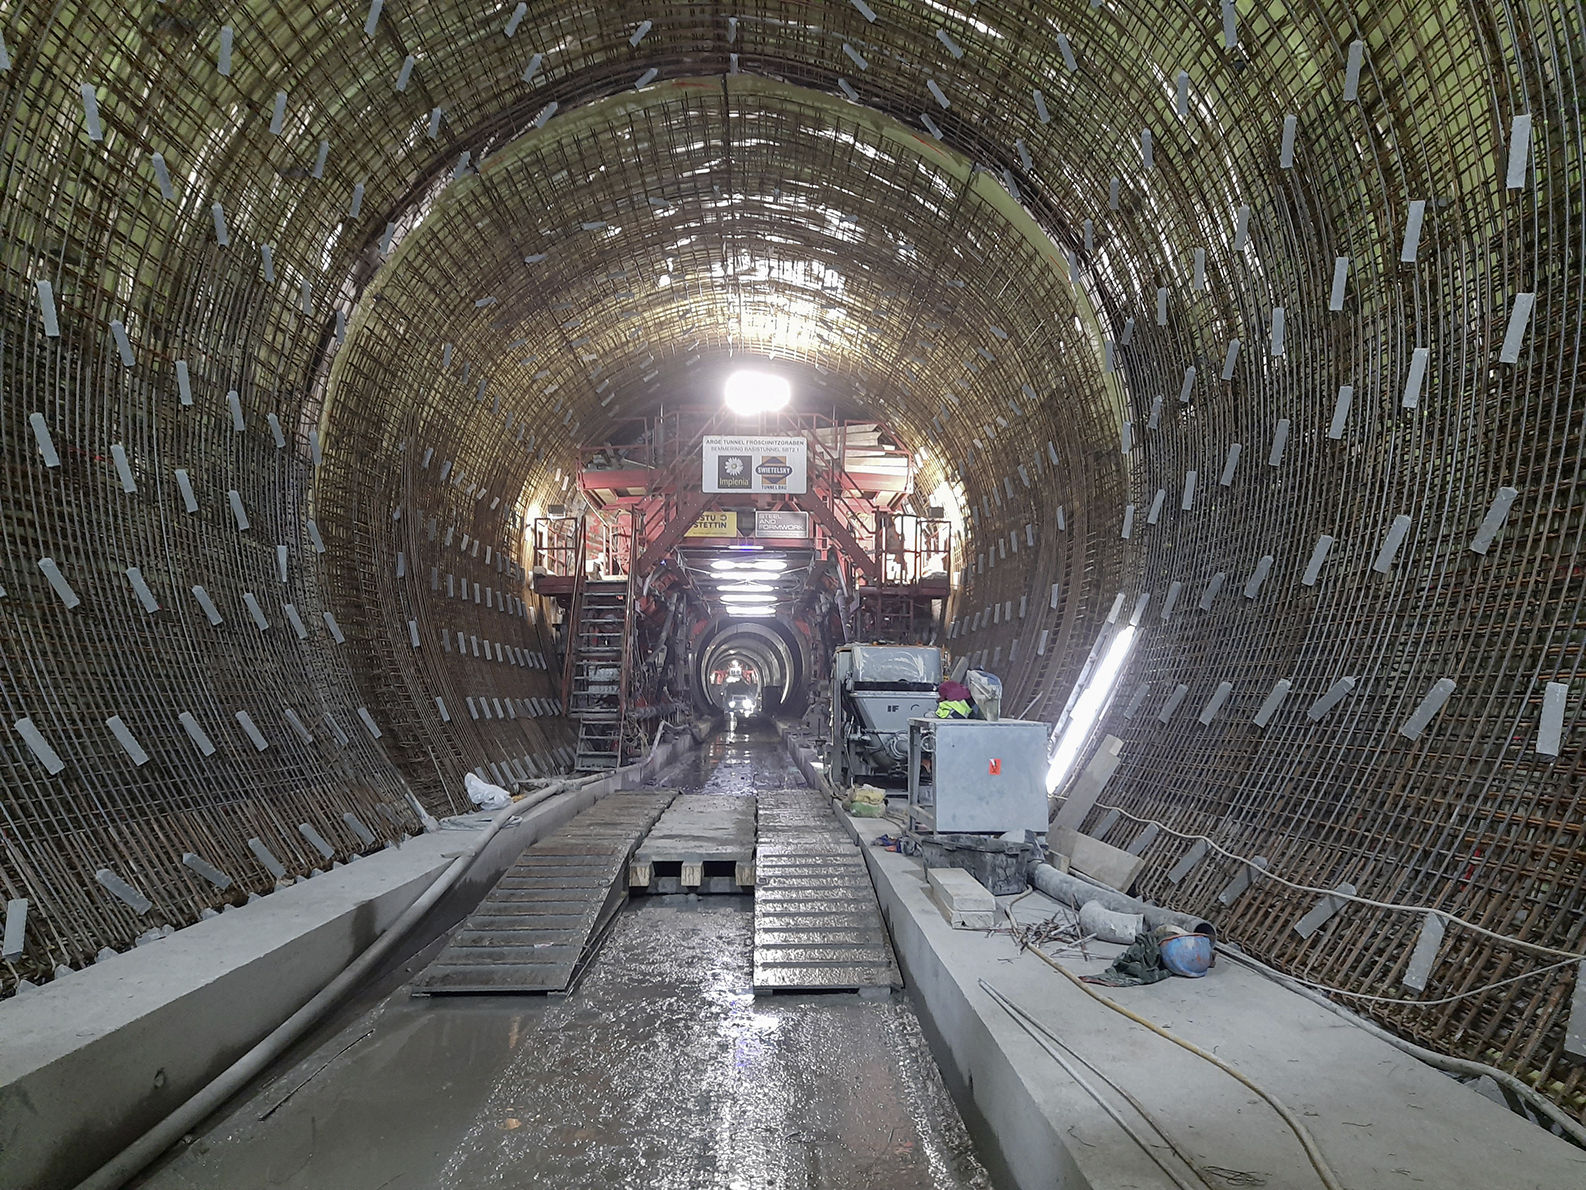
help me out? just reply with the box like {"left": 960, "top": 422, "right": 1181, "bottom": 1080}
{"left": 565, "top": 577, "right": 634, "bottom": 771}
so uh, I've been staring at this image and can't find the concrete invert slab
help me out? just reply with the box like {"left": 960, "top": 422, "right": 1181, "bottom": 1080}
{"left": 631, "top": 793, "right": 756, "bottom": 893}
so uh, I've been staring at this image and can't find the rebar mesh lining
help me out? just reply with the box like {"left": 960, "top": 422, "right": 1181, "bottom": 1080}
{"left": 0, "top": 0, "right": 1582, "bottom": 1118}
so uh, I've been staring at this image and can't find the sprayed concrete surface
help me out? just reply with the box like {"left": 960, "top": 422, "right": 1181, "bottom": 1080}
{"left": 139, "top": 722, "right": 989, "bottom": 1190}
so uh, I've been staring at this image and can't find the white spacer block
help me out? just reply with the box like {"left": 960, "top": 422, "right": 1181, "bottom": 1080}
{"left": 175, "top": 468, "right": 198, "bottom": 513}
{"left": 191, "top": 585, "right": 224, "bottom": 625}
{"left": 1329, "top": 256, "right": 1349, "bottom": 310}
{"left": 1221, "top": 338, "right": 1240, "bottom": 379}
{"left": 1253, "top": 679, "right": 1292, "bottom": 727}
{"left": 1373, "top": 514, "right": 1413, "bottom": 572}
{"left": 38, "top": 558, "right": 80, "bottom": 608}
{"left": 1401, "top": 346, "right": 1430, "bottom": 409}
{"left": 15, "top": 718, "right": 66, "bottom": 773}
{"left": 1399, "top": 678, "right": 1457, "bottom": 740}
{"left": 1220, "top": 443, "right": 1241, "bottom": 486}
{"left": 106, "top": 715, "right": 150, "bottom": 765}
{"left": 1469, "top": 486, "right": 1519, "bottom": 554}
{"left": 236, "top": 711, "right": 269, "bottom": 751}
{"left": 1505, "top": 113, "right": 1531, "bottom": 189}
{"left": 1400, "top": 199, "right": 1426, "bottom": 262}
{"left": 1158, "top": 683, "right": 1189, "bottom": 723}
{"left": 1327, "top": 385, "right": 1353, "bottom": 439}
{"left": 110, "top": 447, "right": 134, "bottom": 495}
{"left": 1537, "top": 681, "right": 1568, "bottom": 757}
{"left": 81, "top": 83, "right": 104, "bottom": 141}
{"left": 1161, "top": 581, "right": 1182, "bottom": 622}
{"left": 1301, "top": 535, "right": 1335, "bottom": 586}
{"left": 1243, "top": 555, "right": 1273, "bottom": 598}
{"left": 96, "top": 869, "right": 151, "bottom": 914}
{"left": 1308, "top": 677, "right": 1356, "bottom": 721}
{"left": 179, "top": 711, "right": 217, "bottom": 755}
{"left": 36, "top": 280, "right": 60, "bottom": 337}
{"left": 1198, "top": 681, "right": 1233, "bottom": 725}
{"left": 126, "top": 567, "right": 158, "bottom": 613}
{"left": 1344, "top": 40, "right": 1364, "bottom": 100}
{"left": 1198, "top": 571, "right": 1226, "bottom": 610}
{"left": 1498, "top": 293, "right": 1536, "bottom": 364}
{"left": 30, "top": 412, "right": 60, "bottom": 467}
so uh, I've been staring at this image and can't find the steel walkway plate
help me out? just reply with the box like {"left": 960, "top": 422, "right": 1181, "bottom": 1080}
{"left": 413, "top": 791, "right": 674, "bottom": 994}
{"left": 753, "top": 789, "right": 902, "bottom": 993}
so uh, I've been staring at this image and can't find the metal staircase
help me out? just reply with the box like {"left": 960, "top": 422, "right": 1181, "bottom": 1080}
{"left": 564, "top": 576, "right": 634, "bottom": 771}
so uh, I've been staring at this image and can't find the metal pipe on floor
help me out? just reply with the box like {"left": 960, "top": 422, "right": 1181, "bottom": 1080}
{"left": 1028, "top": 862, "right": 1215, "bottom": 939}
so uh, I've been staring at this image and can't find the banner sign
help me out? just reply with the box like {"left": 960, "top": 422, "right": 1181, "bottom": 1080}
{"left": 684, "top": 510, "right": 738, "bottom": 538}
{"left": 755, "top": 510, "right": 812, "bottom": 539}
{"left": 703, "top": 435, "right": 808, "bottom": 494}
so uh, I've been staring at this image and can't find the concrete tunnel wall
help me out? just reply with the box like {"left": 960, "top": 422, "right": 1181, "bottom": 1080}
{"left": 1, "top": 0, "right": 1583, "bottom": 1120}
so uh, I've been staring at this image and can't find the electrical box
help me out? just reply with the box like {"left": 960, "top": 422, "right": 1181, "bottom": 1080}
{"left": 907, "top": 717, "right": 1050, "bottom": 835}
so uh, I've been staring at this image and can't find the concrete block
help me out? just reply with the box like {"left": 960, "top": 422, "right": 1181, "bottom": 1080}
{"left": 928, "top": 867, "right": 997, "bottom": 930}
{"left": 1052, "top": 826, "right": 1145, "bottom": 892}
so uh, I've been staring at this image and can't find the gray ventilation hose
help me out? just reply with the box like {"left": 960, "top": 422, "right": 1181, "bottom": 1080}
{"left": 1029, "top": 862, "right": 1215, "bottom": 938}
{"left": 75, "top": 776, "right": 592, "bottom": 1190}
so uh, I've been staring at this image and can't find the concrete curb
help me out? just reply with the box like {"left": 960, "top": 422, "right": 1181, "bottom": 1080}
{"left": 0, "top": 729, "right": 699, "bottom": 1190}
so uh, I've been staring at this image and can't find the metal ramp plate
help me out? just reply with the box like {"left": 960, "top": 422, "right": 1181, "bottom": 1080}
{"left": 753, "top": 789, "right": 902, "bottom": 994}
{"left": 413, "top": 791, "right": 674, "bottom": 994}
{"left": 631, "top": 793, "right": 757, "bottom": 892}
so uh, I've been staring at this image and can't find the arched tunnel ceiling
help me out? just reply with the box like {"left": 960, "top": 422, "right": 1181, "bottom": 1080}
{"left": 3, "top": 0, "right": 1584, "bottom": 1118}
{"left": 327, "top": 73, "right": 1123, "bottom": 541}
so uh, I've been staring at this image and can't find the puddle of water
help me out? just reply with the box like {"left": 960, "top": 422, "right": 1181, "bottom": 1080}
{"left": 145, "top": 730, "right": 989, "bottom": 1190}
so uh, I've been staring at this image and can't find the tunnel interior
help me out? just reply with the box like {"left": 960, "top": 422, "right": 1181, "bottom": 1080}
{"left": 2, "top": 0, "right": 1584, "bottom": 1132}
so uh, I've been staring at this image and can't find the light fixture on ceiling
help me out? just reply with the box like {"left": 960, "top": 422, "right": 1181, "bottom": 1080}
{"left": 750, "top": 559, "right": 787, "bottom": 571}
{"left": 724, "top": 369, "right": 791, "bottom": 416}
{"left": 721, "top": 591, "right": 777, "bottom": 603}
{"left": 727, "top": 605, "right": 776, "bottom": 616}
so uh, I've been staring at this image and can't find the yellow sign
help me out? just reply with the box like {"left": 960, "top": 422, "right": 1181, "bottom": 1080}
{"left": 685, "top": 510, "right": 738, "bottom": 538}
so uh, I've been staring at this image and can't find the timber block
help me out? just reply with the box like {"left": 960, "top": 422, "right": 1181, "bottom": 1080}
{"left": 927, "top": 866, "right": 997, "bottom": 930}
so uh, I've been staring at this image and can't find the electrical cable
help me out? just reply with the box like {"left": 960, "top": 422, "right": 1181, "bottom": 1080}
{"left": 1005, "top": 901, "right": 1346, "bottom": 1190}
{"left": 1233, "top": 954, "right": 1581, "bottom": 1008}
{"left": 1217, "top": 948, "right": 1586, "bottom": 1149}
{"left": 978, "top": 979, "right": 1213, "bottom": 1190}
{"left": 1091, "top": 802, "right": 1586, "bottom": 961}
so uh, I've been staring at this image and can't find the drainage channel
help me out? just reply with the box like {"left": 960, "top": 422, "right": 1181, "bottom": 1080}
{"left": 138, "top": 720, "right": 991, "bottom": 1190}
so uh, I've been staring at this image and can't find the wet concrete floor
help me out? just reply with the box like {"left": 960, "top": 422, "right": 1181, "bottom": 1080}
{"left": 141, "top": 722, "right": 991, "bottom": 1190}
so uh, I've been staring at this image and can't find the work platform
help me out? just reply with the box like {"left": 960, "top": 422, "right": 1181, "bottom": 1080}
{"left": 630, "top": 793, "right": 756, "bottom": 893}
{"left": 411, "top": 791, "right": 674, "bottom": 994}
{"left": 752, "top": 788, "right": 902, "bottom": 994}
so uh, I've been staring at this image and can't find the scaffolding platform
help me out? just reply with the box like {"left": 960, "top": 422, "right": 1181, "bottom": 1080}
{"left": 752, "top": 789, "right": 902, "bottom": 994}
{"left": 629, "top": 793, "right": 757, "bottom": 893}
{"left": 411, "top": 791, "right": 675, "bottom": 995}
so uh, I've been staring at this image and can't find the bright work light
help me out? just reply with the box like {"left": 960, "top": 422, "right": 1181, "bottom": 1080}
{"left": 724, "top": 370, "right": 791, "bottom": 416}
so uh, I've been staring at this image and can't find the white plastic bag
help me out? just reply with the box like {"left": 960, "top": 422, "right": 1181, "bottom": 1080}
{"left": 464, "top": 771, "right": 512, "bottom": 811}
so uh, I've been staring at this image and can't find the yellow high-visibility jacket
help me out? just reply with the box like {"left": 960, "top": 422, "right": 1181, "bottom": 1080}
{"left": 935, "top": 699, "right": 972, "bottom": 719}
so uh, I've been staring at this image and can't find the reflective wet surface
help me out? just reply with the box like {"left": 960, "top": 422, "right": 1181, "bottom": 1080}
{"left": 143, "top": 723, "right": 989, "bottom": 1190}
